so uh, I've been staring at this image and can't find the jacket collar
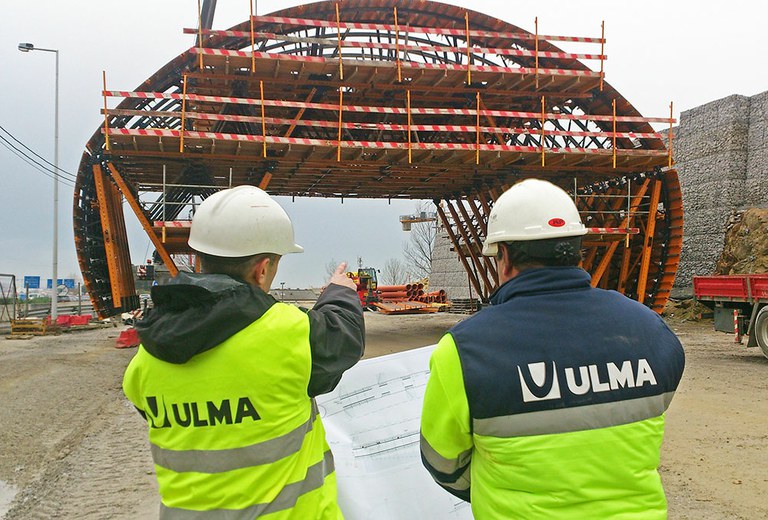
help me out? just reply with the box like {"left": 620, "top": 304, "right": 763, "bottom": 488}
{"left": 489, "top": 266, "right": 592, "bottom": 305}
{"left": 136, "top": 273, "right": 276, "bottom": 364}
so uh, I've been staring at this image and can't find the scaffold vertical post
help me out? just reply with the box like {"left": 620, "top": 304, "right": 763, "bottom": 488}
{"left": 465, "top": 12, "right": 471, "bottom": 85}
{"left": 337, "top": 88, "right": 343, "bottom": 161}
{"left": 394, "top": 7, "right": 402, "bottom": 83}
{"left": 626, "top": 178, "right": 631, "bottom": 248}
{"left": 407, "top": 90, "right": 412, "bottom": 164}
{"left": 599, "top": 21, "right": 605, "bottom": 91}
{"left": 540, "top": 95, "right": 545, "bottom": 167}
{"left": 179, "top": 74, "right": 188, "bottom": 153}
{"left": 612, "top": 98, "right": 617, "bottom": 168}
{"left": 102, "top": 71, "right": 110, "bottom": 151}
{"left": 250, "top": 0, "right": 256, "bottom": 73}
{"left": 669, "top": 101, "right": 674, "bottom": 168}
{"left": 197, "top": 0, "right": 204, "bottom": 70}
{"left": 534, "top": 17, "right": 539, "bottom": 89}
{"left": 476, "top": 91, "right": 480, "bottom": 164}
{"left": 162, "top": 164, "right": 166, "bottom": 228}
{"left": 161, "top": 166, "right": 166, "bottom": 240}
{"left": 260, "top": 80, "right": 267, "bottom": 158}
{"left": 336, "top": 3, "right": 343, "bottom": 80}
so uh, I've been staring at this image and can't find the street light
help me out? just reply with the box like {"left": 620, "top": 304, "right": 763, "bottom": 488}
{"left": 18, "top": 42, "right": 60, "bottom": 321}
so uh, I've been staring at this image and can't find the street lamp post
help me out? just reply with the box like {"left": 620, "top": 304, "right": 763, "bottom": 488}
{"left": 18, "top": 42, "right": 59, "bottom": 321}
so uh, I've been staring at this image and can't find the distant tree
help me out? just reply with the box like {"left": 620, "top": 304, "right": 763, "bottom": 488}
{"left": 402, "top": 202, "right": 437, "bottom": 279}
{"left": 381, "top": 258, "right": 410, "bottom": 285}
{"left": 325, "top": 258, "right": 341, "bottom": 279}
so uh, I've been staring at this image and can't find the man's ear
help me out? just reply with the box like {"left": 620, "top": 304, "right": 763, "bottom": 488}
{"left": 248, "top": 256, "right": 272, "bottom": 286}
{"left": 498, "top": 245, "right": 516, "bottom": 279}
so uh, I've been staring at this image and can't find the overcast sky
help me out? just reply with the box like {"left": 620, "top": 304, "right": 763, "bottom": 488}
{"left": 1, "top": 0, "right": 766, "bottom": 290}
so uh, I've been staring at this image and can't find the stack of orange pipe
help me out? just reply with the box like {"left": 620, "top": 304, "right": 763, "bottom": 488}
{"left": 378, "top": 284, "right": 409, "bottom": 302}
{"left": 378, "top": 283, "right": 448, "bottom": 304}
{"left": 413, "top": 289, "right": 448, "bottom": 303}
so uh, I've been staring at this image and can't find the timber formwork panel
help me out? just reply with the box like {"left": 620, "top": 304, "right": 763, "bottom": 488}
{"left": 74, "top": 0, "right": 682, "bottom": 317}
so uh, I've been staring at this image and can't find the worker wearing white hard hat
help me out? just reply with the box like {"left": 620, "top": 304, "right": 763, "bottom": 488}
{"left": 124, "top": 185, "right": 365, "bottom": 518}
{"left": 421, "top": 178, "right": 685, "bottom": 519}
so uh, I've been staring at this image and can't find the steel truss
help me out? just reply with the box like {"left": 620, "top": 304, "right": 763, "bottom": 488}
{"left": 74, "top": 0, "right": 682, "bottom": 317}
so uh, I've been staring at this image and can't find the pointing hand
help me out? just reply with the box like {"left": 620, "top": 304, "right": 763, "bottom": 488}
{"left": 328, "top": 262, "right": 357, "bottom": 291}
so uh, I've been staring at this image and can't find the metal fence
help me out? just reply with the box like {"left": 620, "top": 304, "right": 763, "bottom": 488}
{"left": 0, "top": 274, "right": 17, "bottom": 324}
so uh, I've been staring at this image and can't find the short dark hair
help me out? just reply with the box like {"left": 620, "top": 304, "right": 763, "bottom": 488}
{"left": 496, "top": 237, "right": 582, "bottom": 271}
{"left": 197, "top": 252, "right": 278, "bottom": 280}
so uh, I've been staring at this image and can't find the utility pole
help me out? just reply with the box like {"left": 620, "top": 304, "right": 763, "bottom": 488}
{"left": 18, "top": 43, "right": 60, "bottom": 321}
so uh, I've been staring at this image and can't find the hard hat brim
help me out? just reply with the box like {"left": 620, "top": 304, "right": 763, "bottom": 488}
{"left": 482, "top": 241, "right": 498, "bottom": 257}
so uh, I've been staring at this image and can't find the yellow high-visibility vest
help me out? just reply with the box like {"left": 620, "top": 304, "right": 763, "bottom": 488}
{"left": 124, "top": 302, "right": 342, "bottom": 519}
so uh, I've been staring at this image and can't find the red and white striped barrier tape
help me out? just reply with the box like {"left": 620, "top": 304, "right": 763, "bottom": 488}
{"left": 104, "top": 127, "right": 668, "bottom": 156}
{"left": 586, "top": 227, "right": 640, "bottom": 234}
{"left": 248, "top": 15, "right": 604, "bottom": 44}
{"left": 105, "top": 108, "right": 663, "bottom": 140}
{"left": 104, "top": 91, "right": 675, "bottom": 124}
{"left": 153, "top": 221, "right": 192, "bottom": 227}
{"left": 187, "top": 47, "right": 603, "bottom": 78}
{"left": 183, "top": 28, "right": 606, "bottom": 61}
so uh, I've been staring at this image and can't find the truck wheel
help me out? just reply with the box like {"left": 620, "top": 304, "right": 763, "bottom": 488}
{"left": 755, "top": 306, "right": 768, "bottom": 359}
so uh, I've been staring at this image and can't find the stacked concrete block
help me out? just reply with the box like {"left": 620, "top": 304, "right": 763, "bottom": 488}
{"left": 744, "top": 91, "right": 768, "bottom": 207}
{"left": 429, "top": 224, "right": 474, "bottom": 301}
{"left": 675, "top": 92, "right": 767, "bottom": 290}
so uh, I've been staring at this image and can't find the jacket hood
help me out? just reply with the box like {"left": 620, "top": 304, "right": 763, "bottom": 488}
{"left": 135, "top": 272, "right": 277, "bottom": 364}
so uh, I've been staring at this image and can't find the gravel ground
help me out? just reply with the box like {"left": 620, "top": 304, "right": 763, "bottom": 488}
{"left": 0, "top": 311, "right": 766, "bottom": 519}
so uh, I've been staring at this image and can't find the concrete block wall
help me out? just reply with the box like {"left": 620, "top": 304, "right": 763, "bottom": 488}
{"left": 429, "top": 224, "right": 475, "bottom": 300}
{"left": 675, "top": 92, "right": 767, "bottom": 289}
{"left": 744, "top": 91, "right": 768, "bottom": 206}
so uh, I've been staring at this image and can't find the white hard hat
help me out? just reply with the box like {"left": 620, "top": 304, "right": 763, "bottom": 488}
{"left": 188, "top": 185, "right": 303, "bottom": 257}
{"left": 482, "top": 178, "right": 586, "bottom": 256}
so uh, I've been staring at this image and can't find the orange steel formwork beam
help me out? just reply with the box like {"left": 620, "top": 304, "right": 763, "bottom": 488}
{"left": 92, "top": 163, "right": 136, "bottom": 309}
{"left": 105, "top": 162, "right": 178, "bottom": 277}
{"left": 636, "top": 179, "right": 662, "bottom": 304}
{"left": 74, "top": 0, "right": 682, "bottom": 317}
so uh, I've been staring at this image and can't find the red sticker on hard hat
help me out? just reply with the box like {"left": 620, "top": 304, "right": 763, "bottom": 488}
{"left": 548, "top": 218, "right": 566, "bottom": 227}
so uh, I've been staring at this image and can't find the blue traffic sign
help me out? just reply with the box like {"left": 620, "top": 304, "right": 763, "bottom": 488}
{"left": 47, "top": 278, "right": 76, "bottom": 289}
{"left": 24, "top": 276, "right": 40, "bottom": 289}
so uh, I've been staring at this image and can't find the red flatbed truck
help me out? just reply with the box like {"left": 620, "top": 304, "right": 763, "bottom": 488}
{"left": 693, "top": 274, "right": 768, "bottom": 358}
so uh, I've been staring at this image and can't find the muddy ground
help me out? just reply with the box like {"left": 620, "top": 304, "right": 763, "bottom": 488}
{"left": 0, "top": 310, "right": 766, "bottom": 519}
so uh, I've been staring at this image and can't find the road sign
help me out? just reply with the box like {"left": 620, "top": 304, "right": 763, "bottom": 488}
{"left": 24, "top": 276, "right": 41, "bottom": 289}
{"left": 47, "top": 278, "right": 76, "bottom": 289}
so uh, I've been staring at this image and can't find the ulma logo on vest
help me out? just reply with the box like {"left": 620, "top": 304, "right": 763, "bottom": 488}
{"left": 517, "top": 359, "right": 658, "bottom": 403}
{"left": 144, "top": 395, "right": 261, "bottom": 428}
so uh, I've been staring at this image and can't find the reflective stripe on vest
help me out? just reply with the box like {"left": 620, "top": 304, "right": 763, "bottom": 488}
{"left": 159, "top": 450, "right": 336, "bottom": 520}
{"left": 151, "top": 400, "right": 319, "bottom": 473}
{"left": 474, "top": 392, "right": 676, "bottom": 437}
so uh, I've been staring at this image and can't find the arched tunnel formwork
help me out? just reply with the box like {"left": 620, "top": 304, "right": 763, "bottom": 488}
{"left": 74, "top": 0, "right": 682, "bottom": 318}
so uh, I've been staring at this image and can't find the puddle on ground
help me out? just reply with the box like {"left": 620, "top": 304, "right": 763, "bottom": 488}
{"left": 0, "top": 481, "right": 17, "bottom": 519}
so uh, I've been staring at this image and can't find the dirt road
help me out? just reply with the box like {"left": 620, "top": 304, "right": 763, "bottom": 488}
{"left": 1, "top": 312, "right": 766, "bottom": 519}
